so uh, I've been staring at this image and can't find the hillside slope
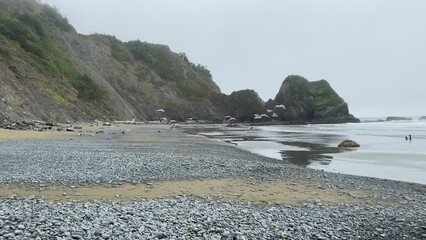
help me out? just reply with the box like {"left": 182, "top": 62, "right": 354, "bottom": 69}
{"left": 0, "top": 0, "right": 225, "bottom": 122}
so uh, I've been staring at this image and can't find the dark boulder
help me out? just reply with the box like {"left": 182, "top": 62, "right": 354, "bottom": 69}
{"left": 338, "top": 140, "right": 360, "bottom": 148}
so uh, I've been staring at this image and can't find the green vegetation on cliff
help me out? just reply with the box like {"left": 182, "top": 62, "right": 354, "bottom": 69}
{"left": 0, "top": 7, "right": 102, "bottom": 104}
{"left": 71, "top": 74, "right": 104, "bottom": 101}
{"left": 93, "top": 34, "right": 133, "bottom": 63}
{"left": 94, "top": 35, "right": 217, "bottom": 101}
{"left": 309, "top": 80, "right": 343, "bottom": 111}
{"left": 126, "top": 40, "right": 185, "bottom": 82}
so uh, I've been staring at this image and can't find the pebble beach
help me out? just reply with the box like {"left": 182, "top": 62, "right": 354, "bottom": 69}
{"left": 0, "top": 124, "right": 425, "bottom": 239}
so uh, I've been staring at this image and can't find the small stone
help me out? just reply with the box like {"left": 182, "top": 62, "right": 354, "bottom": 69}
{"left": 154, "top": 232, "right": 167, "bottom": 239}
{"left": 72, "top": 234, "right": 82, "bottom": 239}
{"left": 234, "top": 235, "right": 248, "bottom": 240}
{"left": 26, "top": 195, "right": 36, "bottom": 200}
{"left": 4, "top": 233, "right": 15, "bottom": 238}
{"left": 8, "top": 195, "right": 17, "bottom": 200}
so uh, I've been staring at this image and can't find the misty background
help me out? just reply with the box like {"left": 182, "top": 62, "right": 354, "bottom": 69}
{"left": 41, "top": 0, "right": 426, "bottom": 118}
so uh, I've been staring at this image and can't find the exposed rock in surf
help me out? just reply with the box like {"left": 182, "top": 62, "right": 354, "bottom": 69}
{"left": 386, "top": 116, "right": 412, "bottom": 121}
{"left": 338, "top": 140, "right": 360, "bottom": 148}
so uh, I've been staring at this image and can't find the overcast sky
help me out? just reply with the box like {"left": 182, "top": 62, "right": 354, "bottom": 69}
{"left": 41, "top": 0, "right": 426, "bottom": 118}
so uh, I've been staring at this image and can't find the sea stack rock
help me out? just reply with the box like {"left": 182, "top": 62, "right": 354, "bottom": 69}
{"left": 386, "top": 116, "right": 412, "bottom": 121}
{"left": 222, "top": 89, "right": 266, "bottom": 122}
{"left": 272, "top": 75, "right": 359, "bottom": 124}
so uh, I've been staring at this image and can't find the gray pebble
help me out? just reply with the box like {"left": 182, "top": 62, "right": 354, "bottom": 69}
{"left": 0, "top": 134, "right": 423, "bottom": 239}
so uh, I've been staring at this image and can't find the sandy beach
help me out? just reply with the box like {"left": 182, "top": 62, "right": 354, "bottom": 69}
{"left": 0, "top": 123, "right": 425, "bottom": 239}
{"left": 0, "top": 178, "right": 381, "bottom": 206}
{"left": 0, "top": 128, "right": 74, "bottom": 142}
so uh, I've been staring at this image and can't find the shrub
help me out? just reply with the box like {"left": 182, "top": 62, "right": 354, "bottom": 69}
{"left": 0, "top": 11, "right": 46, "bottom": 58}
{"left": 92, "top": 34, "right": 133, "bottom": 62}
{"left": 70, "top": 74, "right": 104, "bottom": 100}
{"left": 126, "top": 40, "right": 185, "bottom": 82}
{"left": 41, "top": 5, "right": 75, "bottom": 32}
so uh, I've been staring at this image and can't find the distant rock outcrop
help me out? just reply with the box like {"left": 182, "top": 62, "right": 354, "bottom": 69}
{"left": 272, "top": 75, "right": 359, "bottom": 124}
{"left": 213, "top": 90, "right": 266, "bottom": 122}
{"left": 386, "top": 117, "right": 412, "bottom": 121}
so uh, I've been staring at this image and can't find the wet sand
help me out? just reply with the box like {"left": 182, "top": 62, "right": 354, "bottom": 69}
{"left": 0, "top": 123, "right": 424, "bottom": 206}
{"left": 0, "top": 123, "right": 181, "bottom": 143}
{"left": 0, "top": 178, "right": 380, "bottom": 206}
{"left": 0, "top": 128, "right": 74, "bottom": 142}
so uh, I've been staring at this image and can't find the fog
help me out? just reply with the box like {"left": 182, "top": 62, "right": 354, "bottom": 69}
{"left": 41, "top": 0, "right": 426, "bottom": 118}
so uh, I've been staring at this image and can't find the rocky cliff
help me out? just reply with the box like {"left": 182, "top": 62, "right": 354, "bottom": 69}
{"left": 0, "top": 0, "right": 225, "bottom": 122}
{"left": 0, "top": 0, "right": 357, "bottom": 124}
{"left": 269, "top": 75, "right": 359, "bottom": 124}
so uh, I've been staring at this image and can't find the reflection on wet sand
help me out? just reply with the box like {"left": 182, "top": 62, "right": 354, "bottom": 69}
{"left": 278, "top": 141, "right": 354, "bottom": 166}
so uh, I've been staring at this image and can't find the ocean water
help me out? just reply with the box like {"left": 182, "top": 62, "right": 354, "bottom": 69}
{"left": 200, "top": 119, "right": 426, "bottom": 184}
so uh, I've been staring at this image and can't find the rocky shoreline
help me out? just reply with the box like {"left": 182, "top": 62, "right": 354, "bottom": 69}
{"left": 0, "top": 125, "right": 425, "bottom": 239}
{"left": 1, "top": 197, "right": 424, "bottom": 239}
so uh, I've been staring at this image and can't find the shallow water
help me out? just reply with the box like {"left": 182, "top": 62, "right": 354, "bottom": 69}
{"left": 199, "top": 120, "right": 426, "bottom": 184}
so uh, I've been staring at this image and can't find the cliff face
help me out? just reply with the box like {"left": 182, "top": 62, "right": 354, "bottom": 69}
{"left": 0, "top": 0, "right": 223, "bottom": 122}
{"left": 272, "top": 75, "right": 359, "bottom": 123}
{"left": 0, "top": 0, "right": 358, "bottom": 124}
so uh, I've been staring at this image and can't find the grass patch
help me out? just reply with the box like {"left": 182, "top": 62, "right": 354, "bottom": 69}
{"left": 70, "top": 74, "right": 104, "bottom": 101}
{"left": 309, "top": 80, "right": 343, "bottom": 111}
{"left": 126, "top": 40, "right": 185, "bottom": 82}
{"left": 34, "top": 78, "right": 72, "bottom": 108}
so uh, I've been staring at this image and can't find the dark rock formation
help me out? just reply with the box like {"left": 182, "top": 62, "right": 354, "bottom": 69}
{"left": 338, "top": 140, "right": 360, "bottom": 148}
{"left": 215, "top": 90, "right": 266, "bottom": 122}
{"left": 0, "top": 120, "right": 59, "bottom": 131}
{"left": 273, "top": 75, "right": 359, "bottom": 124}
{"left": 386, "top": 117, "right": 412, "bottom": 121}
